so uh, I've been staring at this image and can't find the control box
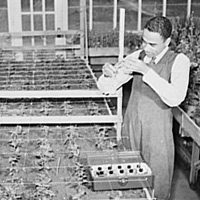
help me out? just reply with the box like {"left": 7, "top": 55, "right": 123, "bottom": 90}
{"left": 81, "top": 151, "right": 154, "bottom": 191}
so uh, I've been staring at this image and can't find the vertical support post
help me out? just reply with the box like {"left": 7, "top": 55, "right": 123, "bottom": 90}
{"left": 162, "top": 0, "right": 167, "bottom": 17}
{"left": 66, "top": 0, "right": 69, "bottom": 30}
{"left": 189, "top": 141, "right": 199, "bottom": 188}
{"left": 30, "top": 0, "right": 34, "bottom": 46}
{"left": 187, "top": 0, "right": 192, "bottom": 18}
{"left": 80, "top": 0, "right": 86, "bottom": 59}
{"left": 7, "top": 0, "right": 23, "bottom": 46}
{"left": 7, "top": 0, "right": 23, "bottom": 60}
{"left": 113, "top": 0, "right": 118, "bottom": 30}
{"left": 89, "top": 0, "right": 93, "bottom": 31}
{"left": 84, "top": 0, "right": 89, "bottom": 63}
{"left": 56, "top": 0, "right": 68, "bottom": 30}
{"left": 138, "top": 0, "right": 142, "bottom": 31}
{"left": 116, "top": 8, "right": 125, "bottom": 141}
{"left": 118, "top": 8, "right": 125, "bottom": 61}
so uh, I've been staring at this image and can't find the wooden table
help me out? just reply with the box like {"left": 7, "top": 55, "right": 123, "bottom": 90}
{"left": 172, "top": 107, "right": 200, "bottom": 189}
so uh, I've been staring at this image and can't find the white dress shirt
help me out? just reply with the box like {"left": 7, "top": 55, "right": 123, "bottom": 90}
{"left": 97, "top": 47, "right": 190, "bottom": 107}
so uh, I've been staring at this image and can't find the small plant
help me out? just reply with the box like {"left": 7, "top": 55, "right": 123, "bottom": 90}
{"left": 95, "top": 127, "right": 118, "bottom": 150}
{"left": 60, "top": 100, "right": 73, "bottom": 115}
{"left": 0, "top": 102, "right": 8, "bottom": 115}
{"left": 88, "top": 29, "right": 142, "bottom": 51}
{"left": 4, "top": 125, "right": 28, "bottom": 199}
{"left": 17, "top": 102, "right": 29, "bottom": 116}
{"left": 34, "top": 138, "right": 55, "bottom": 171}
{"left": 34, "top": 172, "right": 55, "bottom": 199}
{"left": 34, "top": 126, "right": 54, "bottom": 172}
{"left": 65, "top": 162, "right": 88, "bottom": 200}
{"left": 64, "top": 126, "right": 80, "bottom": 159}
{"left": 31, "top": 126, "right": 56, "bottom": 199}
{"left": 39, "top": 100, "right": 53, "bottom": 116}
{"left": 87, "top": 101, "right": 100, "bottom": 115}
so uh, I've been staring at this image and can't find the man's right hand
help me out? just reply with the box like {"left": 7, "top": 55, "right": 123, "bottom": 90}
{"left": 102, "top": 62, "right": 117, "bottom": 77}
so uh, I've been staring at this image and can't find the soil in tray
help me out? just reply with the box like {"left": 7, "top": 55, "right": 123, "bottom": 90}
{"left": 0, "top": 124, "right": 149, "bottom": 199}
{"left": 0, "top": 59, "right": 98, "bottom": 90}
{"left": 0, "top": 98, "right": 116, "bottom": 116}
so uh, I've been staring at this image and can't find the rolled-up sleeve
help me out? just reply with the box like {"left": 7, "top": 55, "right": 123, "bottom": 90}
{"left": 143, "top": 53, "right": 190, "bottom": 107}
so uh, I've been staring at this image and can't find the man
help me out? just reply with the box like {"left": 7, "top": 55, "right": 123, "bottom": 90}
{"left": 97, "top": 16, "right": 190, "bottom": 200}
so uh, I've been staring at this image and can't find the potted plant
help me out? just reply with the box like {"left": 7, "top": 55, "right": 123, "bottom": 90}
{"left": 172, "top": 14, "right": 200, "bottom": 117}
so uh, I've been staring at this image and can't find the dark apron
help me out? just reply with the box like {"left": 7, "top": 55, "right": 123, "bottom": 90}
{"left": 122, "top": 50, "right": 177, "bottom": 200}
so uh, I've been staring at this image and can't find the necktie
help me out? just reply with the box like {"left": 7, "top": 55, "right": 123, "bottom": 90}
{"left": 149, "top": 57, "right": 156, "bottom": 65}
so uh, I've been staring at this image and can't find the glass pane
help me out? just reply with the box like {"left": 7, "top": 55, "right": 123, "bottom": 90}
{"left": 124, "top": 9, "right": 137, "bottom": 31}
{"left": 23, "top": 36, "right": 32, "bottom": 46}
{"left": 192, "top": 1, "right": 200, "bottom": 18}
{"left": 34, "top": 36, "right": 43, "bottom": 45}
{"left": 0, "top": 8, "right": 8, "bottom": 32}
{"left": 45, "top": 0, "right": 54, "bottom": 11}
{"left": 142, "top": 0, "right": 163, "bottom": 29}
{"left": 0, "top": 1, "right": 7, "bottom": 32}
{"left": 68, "top": 0, "right": 79, "bottom": 7}
{"left": 167, "top": 0, "right": 187, "bottom": 18}
{"left": 46, "top": 35, "right": 55, "bottom": 45}
{"left": 93, "top": 6, "right": 113, "bottom": 31}
{"left": 46, "top": 14, "right": 54, "bottom": 30}
{"left": 68, "top": 0, "right": 80, "bottom": 29}
{"left": 21, "top": 0, "right": 30, "bottom": 12}
{"left": 22, "top": 15, "right": 31, "bottom": 31}
{"left": 34, "top": 14, "right": 43, "bottom": 30}
{"left": 0, "top": 0, "right": 7, "bottom": 7}
{"left": 68, "top": 7, "right": 80, "bottom": 29}
{"left": 33, "top": 0, "right": 42, "bottom": 12}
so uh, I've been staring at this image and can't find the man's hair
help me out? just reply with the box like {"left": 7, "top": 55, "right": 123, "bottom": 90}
{"left": 144, "top": 16, "right": 172, "bottom": 41}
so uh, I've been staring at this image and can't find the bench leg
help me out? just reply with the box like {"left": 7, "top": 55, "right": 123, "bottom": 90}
{"left": 189, "top": 141, "right": 200, "bottom": 189}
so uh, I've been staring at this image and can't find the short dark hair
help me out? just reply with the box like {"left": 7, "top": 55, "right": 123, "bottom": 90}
{"left": 144, "top": 16, "right": 172, "bottom": 41}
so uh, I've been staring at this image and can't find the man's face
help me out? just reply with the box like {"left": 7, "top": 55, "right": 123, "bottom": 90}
{"left": 141, "top": 28, "right": 170, "bottom": 58}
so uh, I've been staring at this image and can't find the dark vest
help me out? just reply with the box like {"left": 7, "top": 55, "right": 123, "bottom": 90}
{"left": 131, "top": 49, "right": 177, "bottom": 110}
{"left": 122, "top": 49, "right": 178, "bottom": 199}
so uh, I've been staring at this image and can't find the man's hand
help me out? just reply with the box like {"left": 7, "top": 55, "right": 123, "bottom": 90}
{"left": 102, "top": 57, "right": 150, "bottom": 77}
{"left": 102, "top": 62, "right": 117, "bottom": 77}
{"left": 121, "top": 57, "right": 150, "bottom": 75}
